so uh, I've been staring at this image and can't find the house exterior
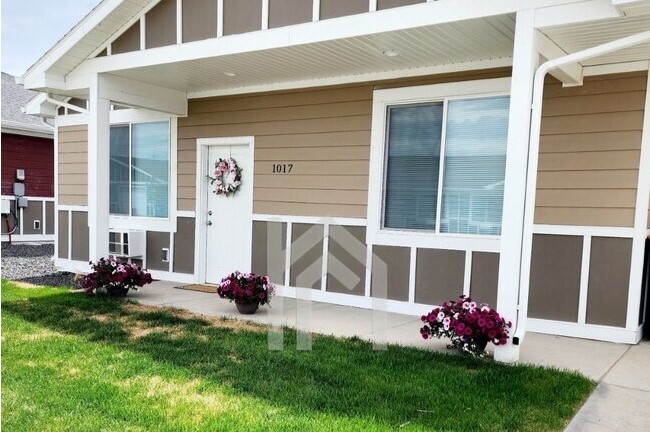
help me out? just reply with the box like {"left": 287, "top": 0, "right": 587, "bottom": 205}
{"left": 1, "top": 72, "right": 55, "bottom": 242}
{"left": 20, "top": 0, "right": 650, "bottom": 362}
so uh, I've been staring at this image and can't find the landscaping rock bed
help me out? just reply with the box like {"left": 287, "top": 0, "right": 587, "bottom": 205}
{"left": 1, "top": 243, "right": 77, "bottom": 287}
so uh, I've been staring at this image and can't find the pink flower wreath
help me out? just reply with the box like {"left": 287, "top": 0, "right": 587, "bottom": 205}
{"left": 208, "top": 157, "right": 242, "bottom": 197}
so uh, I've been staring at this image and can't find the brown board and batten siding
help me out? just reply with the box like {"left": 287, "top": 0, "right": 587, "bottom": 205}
{"left": 536, "top": 71, "right": 648, "bottom": 227}
{"left": 111, "top": 20, "right": 141, "bottom": 54}
{"left": 182, "top": 0, "right": 218, "bottom": 42}
{"left": 145, "top": 0, "right": 177, "bottom": 49}
{"left": 178, "top": 68, "right": 512, "bottom": 218}
{"left": 58, "top": 125, "right": 88, "bottom": 206}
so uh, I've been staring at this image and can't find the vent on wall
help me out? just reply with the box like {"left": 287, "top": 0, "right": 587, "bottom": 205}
{"left": 109, "top": 230, "right": 145, "bottom": 258}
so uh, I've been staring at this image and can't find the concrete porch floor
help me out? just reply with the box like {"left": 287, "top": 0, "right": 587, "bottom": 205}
{"left": 131, "top": 280, "right": 650, "bottom": 431}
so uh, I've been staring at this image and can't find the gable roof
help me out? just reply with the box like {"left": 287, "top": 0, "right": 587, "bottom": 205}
{"left": 20, "top": 0, "right": 152, "bottom": 92}
{"left": 1, "top": 72, "right": 53, "bottom": 138}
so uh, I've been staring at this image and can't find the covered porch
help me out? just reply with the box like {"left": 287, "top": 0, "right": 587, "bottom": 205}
{"left": 24, "top": 0, "right": 650, "bottom": 364}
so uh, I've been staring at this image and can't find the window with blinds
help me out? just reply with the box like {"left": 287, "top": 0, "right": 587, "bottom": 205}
{"left": 382, "top": 95, "right": 510, "bottom": 236}
{"left": 109, "top": 121, "right": 170, "bottom": 219}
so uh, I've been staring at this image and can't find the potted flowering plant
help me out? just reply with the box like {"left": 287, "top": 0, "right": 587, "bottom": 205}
{"left": 217, "top": 272, "right": 275, "bottom": 314}
{"left": 419, "top": 295, "right": 511, "bottom": 357}
{"left": 82, "top": 258, "right": 153, "bottom": 297}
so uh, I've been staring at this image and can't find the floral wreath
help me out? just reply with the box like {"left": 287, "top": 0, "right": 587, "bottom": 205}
{"left": 207, "top": 157, "right": 242, "bottom": 197}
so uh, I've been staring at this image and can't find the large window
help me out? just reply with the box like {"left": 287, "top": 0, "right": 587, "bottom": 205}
{"left": 383, "top": 95, "right": 510, "bottom": 236}
{"left": 109, "top": 121, "right": 170, "bottom": 218}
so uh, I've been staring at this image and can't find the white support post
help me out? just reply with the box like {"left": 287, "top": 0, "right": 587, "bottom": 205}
{"left": 88, "top": 73, "right": 111, "bottom": 261}
{"left": 626, "top": 70, "right": 650, "bottom": 331}
{"left": 494, "top": 10, "right": 539, "bottom": 363}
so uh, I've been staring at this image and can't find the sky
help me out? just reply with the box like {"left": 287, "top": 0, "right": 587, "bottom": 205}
{"left": 1, "top": 0, "right": 99, "bottom": 77}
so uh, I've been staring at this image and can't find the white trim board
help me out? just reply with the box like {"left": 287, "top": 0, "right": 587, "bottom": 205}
{"left": 53, "top": 258, "right": 194, "bottom": 284}
{"left": 527, "top": 319, "right": 642, "bottom": 344}
{"left": 54, "top": 258, "right": 92, "bottom": 274}
{"left": 532, "top": 224, "right": 635, "bottom": 238}
{"left": 274, "top": 285, "right": 433, "bottom": 317}
{"left": 626, "top": 69, "right": 650, "bottom": 330}
{"left": 1, "top": 234, "right": 55, "bottom": 243}
{"left": 253, "top": 214, "right": 366, "bottom": 227}
{"left": 1, "top": 195, "right": 55, "bottom": 202}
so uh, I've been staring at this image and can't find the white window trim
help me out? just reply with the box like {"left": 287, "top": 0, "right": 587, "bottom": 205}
{"left": 367, "top": 77, "right": 512, "bottom": 253}
{"left": 107, "top": 111, "right": 178, "bottom": 233}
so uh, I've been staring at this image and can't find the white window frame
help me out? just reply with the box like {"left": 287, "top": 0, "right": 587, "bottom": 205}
{"left": 367, "top": 77, "right": 512, "bottom": 253}
{"left": 108, "top": 109, "right": 178, "bottom": 232}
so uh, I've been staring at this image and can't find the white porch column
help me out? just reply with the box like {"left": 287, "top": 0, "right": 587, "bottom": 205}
{"left": 494, "top": 10, "right": 539, "bottom": 363}
{"left": 88, "top": 73, "right": 111, "bottom": 261}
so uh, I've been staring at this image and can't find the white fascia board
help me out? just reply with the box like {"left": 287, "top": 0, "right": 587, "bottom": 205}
{"left": 534, "top": 0, "right": 622, "bottom": 28}
{"left": 21, "top": 0, "right": 129, "bottom": 89}
{"left": 98, "top": 74, "right": 187, "bottom": 116}
{"left": 535, "top": 31, "right": 583, "bottom": 86}
{"left": 1, "top": 125, "right": 54, "bottom": 139}
{"left": 24, "top": 93, "right": 59, "bottom": 118}
{"left": 66, "top": 0, "right": 540, "bottom": 87}
{"left": 23, "top": 71, "right": 68, "bottom": 93}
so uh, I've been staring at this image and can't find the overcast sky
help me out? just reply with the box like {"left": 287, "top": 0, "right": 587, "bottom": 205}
{"left": 2, "top": 0, "right": 99, "bottom": 77}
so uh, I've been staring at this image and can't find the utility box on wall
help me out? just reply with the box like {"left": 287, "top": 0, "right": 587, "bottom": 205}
{"left": 1, "top": 199, "right": 10, "bottom": 215}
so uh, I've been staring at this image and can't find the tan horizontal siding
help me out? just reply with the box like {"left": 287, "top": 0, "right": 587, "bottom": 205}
{"left": 253, "top": 175, "right": 369, "bottom": 190}
{"left": 179, "top": 68, "right": 511, "bottom": 216}
{"left": 535, "top": 207, "right": 636, "bottom": 227}
{"left": 537, "top": 170, "right": 638, "bottom": 190}
{"left": 539, "top": 131, "right": 642, "bottom": 153}
{"left": 58, "top": 125, "right": 88, "bottom": 206}
{"left": 254, "top": 201, "right": 367, "bottom": 218}
{"left": 536, "top": 72, "right": 647, "bottom": 227}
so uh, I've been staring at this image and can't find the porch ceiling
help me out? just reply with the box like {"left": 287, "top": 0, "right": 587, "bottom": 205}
{"left": 107, "top": 14, "right": 516, "bottom": 97}
{"left": 541, "top": 13, "right": 650, "bottom": 67}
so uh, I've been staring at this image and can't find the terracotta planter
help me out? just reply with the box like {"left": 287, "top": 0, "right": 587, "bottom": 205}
{"left": 106, "top": 285, "right": 129, "bottom": 297}
{"left": 236, "top": 302, "right": 259, "bottom": 315}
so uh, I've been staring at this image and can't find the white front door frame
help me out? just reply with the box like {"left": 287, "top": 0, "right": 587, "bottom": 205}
{"left": 194, "top": 136, "right": 255, "bottom": 284}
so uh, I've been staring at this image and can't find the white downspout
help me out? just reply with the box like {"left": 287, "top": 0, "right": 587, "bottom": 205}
{"left": 515, "top": 30, "right": 650, "bottom": 343}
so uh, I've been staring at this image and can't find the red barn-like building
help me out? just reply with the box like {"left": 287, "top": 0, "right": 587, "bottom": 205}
{"left": 1, "top": 72, "right": 55, "bottom": 242}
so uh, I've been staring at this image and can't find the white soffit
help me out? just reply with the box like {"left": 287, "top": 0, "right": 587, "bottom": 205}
{"left": 105, "top": 14, "right": 515, "bottom": 95}
{"left": 613, "top": 0, "right": 650, "bottom": 16}
{"left": 541, "top": 13, "right": 650, "bottom": 67}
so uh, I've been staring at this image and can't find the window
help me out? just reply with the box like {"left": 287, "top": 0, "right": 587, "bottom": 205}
{"left": 109, "top": 121, "right": 170, "bottom": 218}
{"left": 382, "top": 95, "right": 510, "bottom": 236}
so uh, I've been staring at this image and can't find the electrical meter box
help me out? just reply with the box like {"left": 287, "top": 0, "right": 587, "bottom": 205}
{"left": 13, "top": 182, "right": 25, "bottom": 196}
{"left": 1, "top": 199, "right": 10, "bottom": 215}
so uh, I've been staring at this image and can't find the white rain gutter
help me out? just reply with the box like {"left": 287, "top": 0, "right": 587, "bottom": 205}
{"left": 514, "top": 30, "right": 650, "bottom": 343}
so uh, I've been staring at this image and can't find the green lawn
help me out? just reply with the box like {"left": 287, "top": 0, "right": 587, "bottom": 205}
{"left": 1, "top": 281, "right": 594, "bottom": 431}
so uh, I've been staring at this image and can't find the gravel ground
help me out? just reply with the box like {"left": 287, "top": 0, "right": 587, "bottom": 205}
{"left": 1, "top": 243, "right": 77, "bottom": 288}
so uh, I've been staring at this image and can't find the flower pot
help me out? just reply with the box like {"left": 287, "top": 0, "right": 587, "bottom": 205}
{"left": 106, "top": 285, "right": 129, "bottom": 297}
{"left": 236, "top": 302, "right": 259, "bottom": 315}
{"left": 476, "top": 337, "right": 489, "bottom": 351}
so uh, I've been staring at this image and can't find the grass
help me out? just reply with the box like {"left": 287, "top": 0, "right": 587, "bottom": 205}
{"left": 1, "top": 280, "right": 595, "bottom": 431}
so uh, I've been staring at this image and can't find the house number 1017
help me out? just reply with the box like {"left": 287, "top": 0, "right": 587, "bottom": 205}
{"left": 272, "top": 164, "right": 294, "bottom": 173}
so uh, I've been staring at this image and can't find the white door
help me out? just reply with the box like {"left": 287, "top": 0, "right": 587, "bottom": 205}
{"left": 204, "top": 142, "right": 253, "bottom": 284}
